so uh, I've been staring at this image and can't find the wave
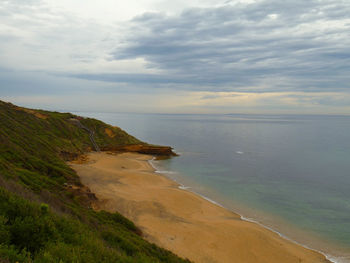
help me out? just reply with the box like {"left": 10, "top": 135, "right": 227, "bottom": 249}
{"left": 239, "top": 216, "right": 342, "bottom": 263}
{"left": 147, "top": 157, "right": 159, "bottom": 171}
{"left": 178, "top": 184, "right": 191, "bottom": 190}
{"left": 148, "top": 157, "right": 178, "bottom": 175}
{"left": 194, "top": 192, "right": 225, "bottom": 208}
{"left": 148, "top": 157, "right": 341, "bottom": 263}
{"left": 155, "top": 170, "right": 177, "bottom": 175}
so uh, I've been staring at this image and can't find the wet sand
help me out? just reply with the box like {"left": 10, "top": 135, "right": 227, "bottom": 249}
{"left": 70, "top": 152, "right": 330, "bottom": 263}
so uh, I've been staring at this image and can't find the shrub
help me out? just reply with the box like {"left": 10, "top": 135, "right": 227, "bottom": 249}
{"left": 0, "top": 216, "right": 10, "bottom": 245}
{"left": 40, "top": 203, "right": 49, "bottom": 215}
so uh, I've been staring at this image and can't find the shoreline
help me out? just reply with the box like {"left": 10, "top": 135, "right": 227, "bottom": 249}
{"left": 70, "top": 152, "right": 332, "bottom": 263}
{"left": 148, "top": 158, "right": 341, "bottom": 263}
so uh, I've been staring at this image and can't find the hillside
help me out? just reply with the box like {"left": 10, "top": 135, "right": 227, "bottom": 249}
{"left": 0, "top": 100, "right": 188, "bottom": 263}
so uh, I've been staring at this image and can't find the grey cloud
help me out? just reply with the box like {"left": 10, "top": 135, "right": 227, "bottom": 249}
{"left": 70, "top": 72, "right": 255, "bottom": 88}
{"left": 1, "top": 0, "right": 350, "bottom": 111}
{"left": 201, "top": 93, "right": 243, "bottom": 100}
{"left": 0, "top": 70, "right": 111, "bottom": 96}
{"left": 281, "top": 93, "right": 350, "bottom": 107}
{"left": 100, "top": 0, "right": 350, "bottom": 93}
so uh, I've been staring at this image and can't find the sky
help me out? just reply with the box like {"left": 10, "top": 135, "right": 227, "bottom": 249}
{"left": 0, "top": 0, "right": 349, "bottom": 114}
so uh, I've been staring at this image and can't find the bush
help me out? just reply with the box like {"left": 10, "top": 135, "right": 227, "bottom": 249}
{"left": 0, "top": 244, "right": 32, "bottom": 263}
{"left": 0, "top": 187, "right": 190, "bottom": 262}
{"left": 40, "top": 203, "right": 49, "bottom": 215}
{"left": 0, "top": 216, "right": 10, "bottom": 245}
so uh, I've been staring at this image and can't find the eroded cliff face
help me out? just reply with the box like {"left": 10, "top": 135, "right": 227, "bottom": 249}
{"left": 101, "top": 144, "right": 177, "bottom": 157}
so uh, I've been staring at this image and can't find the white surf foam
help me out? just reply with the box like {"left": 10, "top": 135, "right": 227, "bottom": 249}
{"left": 155, "top": 170, "right": 177, "bottom": 174}
{"left": 178, "top": 185, "right": 191, "bottom": 190}
{"left": 148, "top": 156, "right": 341, "bottom": 263}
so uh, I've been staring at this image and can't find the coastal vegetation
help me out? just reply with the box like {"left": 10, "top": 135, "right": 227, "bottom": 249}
{"left": 0, "top": 100, "right": 189, "bottom": 262}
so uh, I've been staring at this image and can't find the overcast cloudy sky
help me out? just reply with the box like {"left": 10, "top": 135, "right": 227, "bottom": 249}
{"left": 1, "top": 0, "right": 349, "bottom": 114}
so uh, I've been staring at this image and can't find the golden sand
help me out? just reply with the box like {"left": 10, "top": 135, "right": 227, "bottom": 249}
{"left": 70, "top": 152, "right": 330, "bottom": 263}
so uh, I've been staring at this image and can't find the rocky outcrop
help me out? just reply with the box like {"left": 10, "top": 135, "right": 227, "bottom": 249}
{"left": 101, "top": 144, "right": 177, "bottom": 157}
{"left": 64, "top": 183, "right": 98, "bottom": 209}
{"left": 60, "top": 151, "right": 80, "bottom": 161}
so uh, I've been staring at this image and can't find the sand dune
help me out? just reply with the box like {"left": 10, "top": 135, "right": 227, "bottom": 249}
{"left": 70, "top": 152, "right": 330, "bottom": 263}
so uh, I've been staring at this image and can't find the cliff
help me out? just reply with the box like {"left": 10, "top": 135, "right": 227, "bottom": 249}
{"left": 0, "top": 100, "right": 188, "bottom": 263}
{"left": 102, "top": 144, "right": 177, "bottom": 156}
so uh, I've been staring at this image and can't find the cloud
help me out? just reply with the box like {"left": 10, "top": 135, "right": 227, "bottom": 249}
{"left": 0, "top": 70, "right": 114, "bottom": 96}
{"left": 103, "top": 0, "right": 350, "bottom": 92}
{"left": 0, "top": 0, "right": 349, "bottom": 114}
{"left": 0, "top": 0, "right": 117, "bottom": 73}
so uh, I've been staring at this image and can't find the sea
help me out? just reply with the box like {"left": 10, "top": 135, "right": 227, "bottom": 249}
{"left": 74, "top": 112, "right": 350, "bottom": 262}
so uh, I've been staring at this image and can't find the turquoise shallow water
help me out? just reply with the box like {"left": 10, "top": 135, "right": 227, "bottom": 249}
{"left": 75, "top": 112, "right": 350, "bottom": 262}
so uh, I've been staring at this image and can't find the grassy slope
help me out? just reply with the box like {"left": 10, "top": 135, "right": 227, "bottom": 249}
{"left": 0, "top": 101, "right": 142, "bottom": 192}
{"left": 0, "top": 101, "right": 190, "bottom": 263}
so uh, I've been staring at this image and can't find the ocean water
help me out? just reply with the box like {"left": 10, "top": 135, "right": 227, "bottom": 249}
{"left": 75, "top": 112, "right": 350, "bottom": 262}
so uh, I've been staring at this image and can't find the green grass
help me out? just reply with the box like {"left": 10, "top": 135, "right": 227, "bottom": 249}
{"left": 0, "top": 187, "right": 190, "bottom": 263}
{"left": 0, "top": 100, "right": 189, "bottom": 263}
{"left": 0, "top": 101, "right": 143, "bottom": 192}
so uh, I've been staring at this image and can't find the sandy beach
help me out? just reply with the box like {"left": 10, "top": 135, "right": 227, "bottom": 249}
{"left": 70, "top": 152, "right": 330, "bottom": 263}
